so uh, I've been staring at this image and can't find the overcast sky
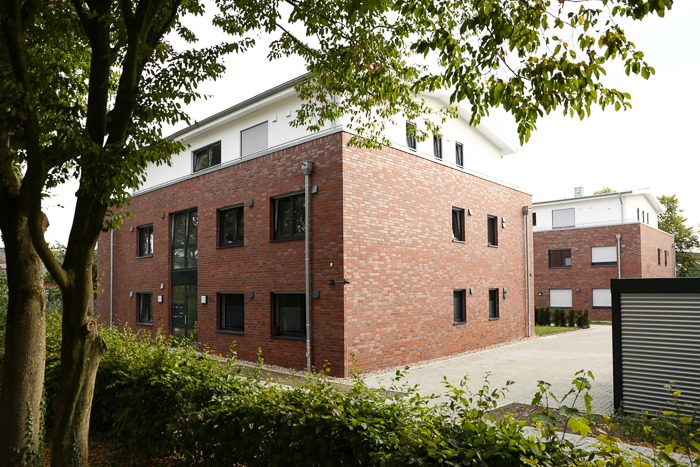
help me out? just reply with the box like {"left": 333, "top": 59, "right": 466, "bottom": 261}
{"left": 35, "top": 1, "right": 700, "bottom": 247}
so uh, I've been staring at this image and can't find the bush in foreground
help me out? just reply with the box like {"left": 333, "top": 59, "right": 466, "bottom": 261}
{"left": 37, "top": 314, "right": 698, "bottom": 466}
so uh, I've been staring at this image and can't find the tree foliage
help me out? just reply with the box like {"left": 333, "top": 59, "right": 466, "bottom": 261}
{"left": 658, "top": 195, "right": 700, "bottom": 277}
{"left": 594, "top": 186, "right": 615, "bottom": 194}
{"left": 0, "top": 0, "right": 674, "bottom": 463}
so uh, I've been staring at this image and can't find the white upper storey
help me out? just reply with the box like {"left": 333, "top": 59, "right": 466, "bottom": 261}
{"left": 532, "top": 189, "right": 665, "bottom": 231}
{"left": 138, "top": 75, "right": 519, "bottom": 193}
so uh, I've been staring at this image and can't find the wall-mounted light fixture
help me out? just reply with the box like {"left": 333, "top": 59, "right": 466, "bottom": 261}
{"left": 311, "top": 185, "right": 318, "bottom": 194}
{"left": 248, "top": 291, "right": 254, "bottom": 299}
{"left": 160, "top": 283, "right": 164, "bottom": 290}
{"left": 247, "top": 199, "right": 254, "bottom": 207}
{"left": 537, "top": 292, "right": 543, "bottom": 296}
{"left": 503, "top": 288, "right": 508, "bottom": 299}
{"left": 501, "top": 217, "right": 506, "bottom": 228}
{"left": 200, "top": 295, "right": 207, "bottom": 304}
{"left": 157, "top": 295, "right": 163, "bottom": 303}
{"left": 129, "top": 291, "right": 133, "bottom": 297}
{"left": 313, "top": 290, "right": 320, "bottom": 299}
{"left": 467, "top": 208, "right": 473, "bottom": 216}
{"left": 129, "top": 226, "right": 134, "bottom": 232}
{"left": 469, "top": 287, "right": 475, "bottom": 295}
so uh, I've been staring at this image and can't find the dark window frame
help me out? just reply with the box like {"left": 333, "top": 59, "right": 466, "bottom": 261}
{"left": 137, "top": 224, "right": 154, "bottom": 257}
{"left": 488, "top": 288, "right": 499, "bottom": 320}
{"left": 665, "top": 250, "right": 669, "bottom": 266}
{"left": 192, "top": 141, "right": 222, "bottom": 173}
{"left": 453, "top": 289, "right": 466, "bottom": 324}
{"left": 591, "top": 245, "right": 617, "bottom": 267}
{"left": 532, "top": 212, "right": 537, "bottom": 226}
{"left": 487, "top": 215, "right": 498, "bottom": 246}
{"left": 433, "top": 134, "right": 443, "bottom": 160}
{"left": 171, "top": 209, "right": 198, "bottom": 270}
{"left": 452, "top": 207, "right": 465, "bottom": 242}
{"left": 272, "top": 293, "right": 306, "bottom": 339}
{"left": 218, "top": 293, "right": 244, "bottom": 333}
{"left": 406, "top": 122, "right": 417, "bottom": 150}
{"left": 658, "top": 248, "right": 662, "bottom": 266}
{"left": 455, "top": 142, "right": 464, "bottom": 168}
{"left": 136, "top": 293, "right": 153, "bottom": 324}
{"left": 272, "top": 193, "right": 305, "bottom": 241}
{"left": 218, "top": 205, "right": 244, "bottom": 247}
{"left": 548, "top": 249, "right": 572, "bottom": 268}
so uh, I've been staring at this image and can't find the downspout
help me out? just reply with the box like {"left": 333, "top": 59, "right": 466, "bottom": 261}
{"left": 616, "top": 233, "right": 621, "bottom": 279}
{"left": 110, "top": 229, "right": 114, "bottom": 330}
{"left": 618, "top": 192, "right": 624, "bottom": 223}
{"left": 522, "top": 205, "right": 532, "bottom": 337}
{"left": 301, "top": 161, "right": 314, "bottom": 373}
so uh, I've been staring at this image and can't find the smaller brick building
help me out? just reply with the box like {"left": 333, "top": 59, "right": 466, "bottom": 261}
{"left": 532, "top": 189, "right": 675, "bottom": 321}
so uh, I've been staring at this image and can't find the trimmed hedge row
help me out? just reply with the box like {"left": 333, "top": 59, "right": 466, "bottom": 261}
{"left": 535, "top": 307, "right": 589, "bottom": 328}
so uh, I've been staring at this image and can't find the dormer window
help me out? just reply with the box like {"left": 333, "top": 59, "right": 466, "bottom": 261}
{"left": 193, "top": 142, "right": 221, "bottom": 172}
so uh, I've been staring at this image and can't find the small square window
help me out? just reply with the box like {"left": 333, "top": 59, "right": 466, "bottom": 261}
{"left": 137, "top": 225, "right": 153, "bottom": 257}
{"left": 273, "top": 193, "right": 305, "bottom": 241}
{"left": 219, "top": 206, "right": 244, "bottom": 247}
{"left": 219, "top": 293, "right": 244, "bottom": 332}
{"left": 273, "top": 293, "right": 305, "bottom": 338}
{"left": 433, "top": 135, "right": 442, "bottom": 160}
{"left": 193, "top": 142, "right": 221, "bottom": 172}
{"left": 406, "top": 122, "right": 416, "bottom": 150}
{"left": 452, "top": 207, "right": 465, "bottom": 241}
{"left": 488, "top": 288, "right": 499, "bottom": 320}
{"left": 453, "top": 290, "right": 466, "bottom": 324}
{"left": 136, "top": 293, "right": 153, "bottom": 324}
{"left": 455, "top": 142, "right": 464, "bottom": 168}
{"left": 548, "top": 249, "right": 572, "bottom": 268}
{"left": 487, "top": 215, "right": 498, "bottom": 246}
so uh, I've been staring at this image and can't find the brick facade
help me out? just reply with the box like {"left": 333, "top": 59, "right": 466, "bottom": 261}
{"left": 97, "top": 131, "right": 534, "bottom": 376}
{"left": 533, "top": 224, "right": 675, "bottom": 321}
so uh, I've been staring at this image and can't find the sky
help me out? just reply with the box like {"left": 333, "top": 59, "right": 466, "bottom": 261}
{"left": 33, "top": 1, "right": 700, "bottom": 247}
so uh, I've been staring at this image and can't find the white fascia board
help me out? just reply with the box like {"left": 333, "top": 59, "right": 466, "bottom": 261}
{"left": 421, "top": 91, "right": 518, "bottom": 156}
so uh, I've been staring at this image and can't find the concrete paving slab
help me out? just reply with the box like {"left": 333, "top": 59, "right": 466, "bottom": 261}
{"left": 364, "top": 325, "right": 614, "bottom": 414}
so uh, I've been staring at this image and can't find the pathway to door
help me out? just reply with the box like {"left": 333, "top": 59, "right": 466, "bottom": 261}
{"left": 364, "top": 325, "right": 614, "bottom": 414}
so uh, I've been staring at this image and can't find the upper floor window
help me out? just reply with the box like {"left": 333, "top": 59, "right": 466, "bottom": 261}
{"left": 433, "top": 135, "right": 442, "bottom": 160}
{"left": 137, "top": 225, "right": 153, "bottom": 257}
{"left": 665, "top": 250, "right": 669, "bottom": 266}
{"left": 273, "top": 293, "right": 305, "bottom": 338}
{"left": 487, "top": 215, "right": 498, "bottom": 246}
{"left": 136, "top": 293, "right": 153, "bottom": 324}
{"left": 219, "top": 206, "right": 244, "bottom": 247}
{"left": 172, "top": 209, "right": 198, "bottom": 269}
{"left": 532, "top": 212, "right": 537, "bottom": 226}
{"left": 549, "top": 249, "right": 571, "bottom": 268}
{"left": 406, "top": 122, "right": 416, "bottom": 150}
{"left": 488, "top": 288, "right": 499, "bottom": 320}
{"left": 552, "top": 208, "right": 575, "bottom": 229}
{"left": 658, "top": 248, "right": 662, "bottom": 266}
{"left": 452, "top": 207, "right": 465, "bottom": 241}
{"left": 454, "top": 290, "right": 466, "bottom": 324}
{"left": 193, "top": 142, "right": 221, "bottom": 172}
{"left": 241, "top": 121, "right": 269, "bottom": 157}
{"left": 219, "top": 293, "right": 244, "bottom": 332}
{"left": 455, "top": 142, "right": 464, "bottom": 168}
{"left": 273, "top": 193, "right": 305, "bottom": 241}
{"left": 591, "top": 245, "right": 617, "bottom": 266}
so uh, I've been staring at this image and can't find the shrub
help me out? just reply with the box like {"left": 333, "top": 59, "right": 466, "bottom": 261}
{"left": 567, "top": 309, "right": 578, "bottom": 327}
{"left": 541, "top": 307, "right": 551, "bottom": 326}
{"left": 577, "top": 309, "right": 590, "bottom": 328}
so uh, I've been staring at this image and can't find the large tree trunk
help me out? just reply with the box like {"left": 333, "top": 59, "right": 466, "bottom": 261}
{"left": 50, "top": 198, "right": 107, "bottom": 467}
{"left": 0, "top": 211, "right": 47, "bottom": 465}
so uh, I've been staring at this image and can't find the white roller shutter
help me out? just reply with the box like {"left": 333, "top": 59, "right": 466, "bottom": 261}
{"left": 592, "top": 245, "right": 617, "bottom": 264}
{"left": 550, "top": 289, "right": 573, "bottom": 307}
{"left": 552, "top": 208, "right": 575, "bottom": 229}
{"left": 593, "top": 288, "right": 612, "bottom": 307}
{"left": 241, "top": 121, "right": 268, "bottom": 157}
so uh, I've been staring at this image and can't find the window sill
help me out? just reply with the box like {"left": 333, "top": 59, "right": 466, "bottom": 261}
{"left": 489, "top": 317, "right": 500, "bottom": 321}
{"left": 218, "top": 329, "right": 244, "bottom": 335}
{"left": 549, "top": 266, "right": 572, "bottom": 269}
{"left": 217, "top": 243, "right": 244, "bottom": 249}
{"left": 591, "top": 263, "right": 617, "bottom": 267}
{"left": 453, "top": 321, "right": 467, "bottom": 326}
{"left": 487, "top": 244, "right": 499, "bottom": 248}
{"left": 136, "top": 322, "right": 153, "bottom": 326}
{"left": 452, "top": 239, "right": 465, "bottom": 244}
{"left": 272, "top": 334, "right": 305, "bottom": 341}
{"left": 271, "top": 236, "right": 304, "bottom": 243}
{"left": 136, "top": 254, "right": 153, "bottom": 259}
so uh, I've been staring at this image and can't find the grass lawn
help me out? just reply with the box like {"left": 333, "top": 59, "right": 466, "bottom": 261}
{"left": 535, "top": 325, "right": 577, "bottom": 335}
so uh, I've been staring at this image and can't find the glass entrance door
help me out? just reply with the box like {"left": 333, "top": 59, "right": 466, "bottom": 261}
{"left": 172, "top": 284, "right": 197, "bottom": 340}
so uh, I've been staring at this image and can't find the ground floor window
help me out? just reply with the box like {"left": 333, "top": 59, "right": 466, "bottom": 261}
{"left": 592, "top": 288, "right": 612, "bottom": 308}
{"left": 273, "top": 293, "right": 305, "bottom": 338}
{"left": 219, "top": 293, "right": 244, "bottom": 332}
{"left": 136, "top": 293, "right": 153, "bottom": 324}
{"left": 488, "top": 288, "right": 499, "bottom": 320}
{"left": 550, "top": 289, "right": 573, "bottom": 308}
{"left": 454, "top": 290, "right": 466, "bottom": 324}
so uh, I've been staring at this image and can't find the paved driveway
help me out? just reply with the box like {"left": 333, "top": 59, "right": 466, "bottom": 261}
{"left": 364, "top": 325, "right": 614, "bottom": 414}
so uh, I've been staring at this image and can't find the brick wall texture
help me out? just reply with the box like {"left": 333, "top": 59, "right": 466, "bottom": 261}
{"left": 97, "top": 131, "right": 535, "bottom": 377}
{"left": 533, "top": 223, "right": 675, "bottom": 321}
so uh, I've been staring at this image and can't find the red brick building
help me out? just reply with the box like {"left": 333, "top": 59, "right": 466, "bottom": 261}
{"left": 97, "top": 78, "right": 534, "bottom": 376}
{"left": 532, "top": 190, "right": 675, "bottom": 321}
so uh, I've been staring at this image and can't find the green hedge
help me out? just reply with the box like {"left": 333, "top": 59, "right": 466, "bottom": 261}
{"left": 535, "top": 307, "right": 589, "bottom": 328}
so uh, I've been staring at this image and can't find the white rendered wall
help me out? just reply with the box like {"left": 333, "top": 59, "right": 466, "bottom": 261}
{"left": 533, "top": 193, "right": 661, "bottom": 230}
{"left": 139, "top": 92, "right": 517, "bottom": 193}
